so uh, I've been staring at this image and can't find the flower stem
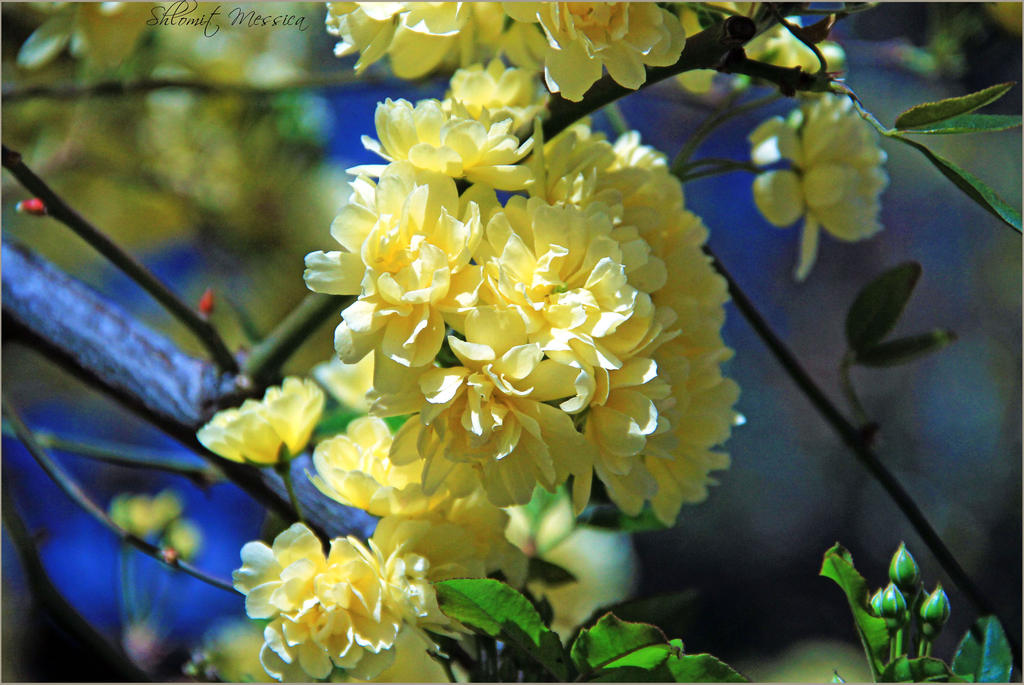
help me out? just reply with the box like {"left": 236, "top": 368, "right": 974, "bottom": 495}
{"left": 275, "top": 460, "right": 306, "bottom": 525}
{"left": 603, "top": 101, "right": 631, "bottom": 137}
{"left": 3, "top": 395, "right": 237, "bottom": 594}
{"left": 0, "top": 145, "right": 238, "bottom": 373}
{"left": 671, "top": 92, "right": 782, "bottom": 173}
{"left": 700, "top": 247, "right": 1021, "bottom": 668}
{"left": 0, "top": 421, "right": 221, "bottom": 485}
{"left": 243, "top": 293, "right": 352, "bottom": 383}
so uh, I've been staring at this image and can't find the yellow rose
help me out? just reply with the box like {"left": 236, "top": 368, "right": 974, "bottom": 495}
{"left": 750, "top": 94, "right": 888, "bottom": 280}
{"left": 197, "top": 377, "right": 324, "bottom": 464}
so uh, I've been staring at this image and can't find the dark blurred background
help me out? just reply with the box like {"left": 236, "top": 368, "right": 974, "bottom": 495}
{"left": 2, "top": 3, "right": 1020, "bottom": 681}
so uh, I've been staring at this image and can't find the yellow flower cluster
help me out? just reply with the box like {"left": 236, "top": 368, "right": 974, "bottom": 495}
{"left": 325, "top": 3, "right": 686, "bottom": 102}
{"left": 305, "top": 64, "right": 740, "bottom": 526}
{"left": 197, "top": 377, "right": 325, "bottom": 464}
{"left": 108, "top": 489, "right": 203, "bottom": 560}
{"left": 749, "top": 94, "right": 888, "bottom": 280}
{"left": 233, "top": 513, "right": 521, "bottom": 681}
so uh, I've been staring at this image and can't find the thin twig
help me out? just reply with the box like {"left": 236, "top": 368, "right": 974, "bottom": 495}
{"left": 676, "top": 161, "right": 762, "bottom": 183}
{"left": 701, "top": 246, "right": 1022, "bottom": 667}
{"left": 0, "top": 421, "right": 221, "bottom": 485}
{"left": 243, "top": 292, "right": 352, "bottom": 383}
{"left": 3, "top": 395, "right": 238, "bottom": 595}
{"left": 1, "top": 72, "right": 383, "bottom": 104}
{"left": 674, "top": 91, "right": 781, "bottom": 172}
{"left": 1, "top": 145, "right": 239, "bottom": 373}
{"left": 2, "top": 486, "right": 154, "bottom": 682}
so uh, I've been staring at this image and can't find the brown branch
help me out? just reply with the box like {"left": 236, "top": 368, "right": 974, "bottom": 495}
{"left": 2, "top": 238, "right": 377, "bottom": 543}
{"left": 2, "top": 144, "right": 239, "bottom": 373}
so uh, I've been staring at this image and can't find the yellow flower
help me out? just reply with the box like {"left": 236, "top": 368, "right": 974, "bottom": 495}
{"left": 326, "top": 2, "right": 506, "bottom": 79}
{"left": 347, "top": 626, "right": 447, "bottom": 683}
{"left": 233, "top": 523, "right": 402, "bottom": 681}
{"left": 197, "top": 377, "right": 325, "bottom": 464}
{"left": 195, "top": 620, "right": 276, "bottom": 683}
{"left": 109, "top": 489, "right": 183, "bottom": 537}
{"left": 477, "top": 196, "right": 659, "bottom": 392}
{"left": 388, "top": 306, "right": 593, "bottom": 508}
{"left": 359, "top": 98, "right": 532, "bottom": 190}
{"left": 578, "top": 358, "right": 672, "bottom": 517}
{"left": 745, "top": 19, "right": 846, "bottom": 75}
{"left": 16, "top": 2, "right": 151, "bottom": 70}
{"left": 552, "top": 125, "right": 740, "bottom": 523}
{"left": 503, "top": 2, "right": 686, "bottom": 101}
{"left": 446, "top": 59, "right": 547, "bottom": 130}
{"left": 312, "top": 354, "right": 375, "bottom": 413}
{"left": 311, "top": 416, "right": 456, "bottom": 517}
{"left": 303, "top": 162, "right": 487, "bottom": 368}
{"left": 749, "top": 94, "right": 888, "bottom": 280}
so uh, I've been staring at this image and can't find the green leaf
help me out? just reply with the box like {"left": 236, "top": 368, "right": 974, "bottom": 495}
{"left": 313, "top": 407, "right": 363, "bottom": 437}
{"left": 593, "top": 639, "right": 748, "bottom": 683}
{"left": 881, "top": 656, "right": 959, "bottom": 682}
{"left": 952, "top": 616, "right": 1013, "bottom": 683}
{"left": 894, "top": 82, "right": 1016, "bottom": 129}
{"left": 527, "top": 556, "right": 577, "bottom": 587}
{"left": 898, "top": 114, "right": 1021, "bottom": 135}
{"left": 819, "top": 544, "right": 890, "bottom": 680}
{"left": 663, "top": 652, "right": 749, "bottom": 683}
{"left": 845, "top": 262, "right": 922, "bottom": 353}
{"left": 578, "top": 504, "right": 671, "bottom": 532}
{"left": 434, "top": 578, "right": 569, "bottom": 680}
{"left": 854, "top": 330, "right": 956, "bottom": 367}
{"left": 584, "top": 590, "right": 699, "bottom": 640}
{"left": 888, "top": 135, "right": 1022, "bottom": 233}
{"left": 571, "top": 614, "right": 669, "bottom": 676}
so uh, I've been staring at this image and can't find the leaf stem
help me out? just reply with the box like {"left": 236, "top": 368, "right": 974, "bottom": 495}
{"left": 243, "top": 293, "right": 352, "bottom": 383}
{"left": 700, "top": 246, "right": 1021, "bottom": 668}
{"left": 2, "top": 395, "right": 238, "bottom": 595}
{"left": 838, "top": 353, "right": 871, "bottom": 428}
{"left": 1, "top": 145, "right": 238, "bottom": 373}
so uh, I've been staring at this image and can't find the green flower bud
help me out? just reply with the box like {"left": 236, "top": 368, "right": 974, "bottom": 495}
{"left": 888, "top": 542, "right": 920, "bottom": 596}
{"left": 870, "top": 588, "right": 885, "bottom": 618}
{"left": 919, "top": 584, "right": 951, "bottom": 638}
{"left": 880, "top": 582, "right": 908, "bottom": 628}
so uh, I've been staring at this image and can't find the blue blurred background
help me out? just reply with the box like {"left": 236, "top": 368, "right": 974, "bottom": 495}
{"left": 2, "top": 3, "right": 1020, "bottom": 681}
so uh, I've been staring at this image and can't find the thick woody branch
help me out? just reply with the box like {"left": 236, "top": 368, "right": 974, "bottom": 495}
{"left": 2, "top": 239, "right": 376, "bottom": 542}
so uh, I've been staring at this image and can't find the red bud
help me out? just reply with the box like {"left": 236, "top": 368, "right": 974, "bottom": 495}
{"left": 16, "top": 197, "right": 46, "bottom": 216}
{"left": 161, "top": 547, "right": 179, "bottom": 565}
{"left": 198, "top": 288, "right": 215, "bottom": 316}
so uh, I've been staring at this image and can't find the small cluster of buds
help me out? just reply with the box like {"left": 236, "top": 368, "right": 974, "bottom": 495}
{"left": 868, "top": 542, "right": 950, "bottom": 658}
